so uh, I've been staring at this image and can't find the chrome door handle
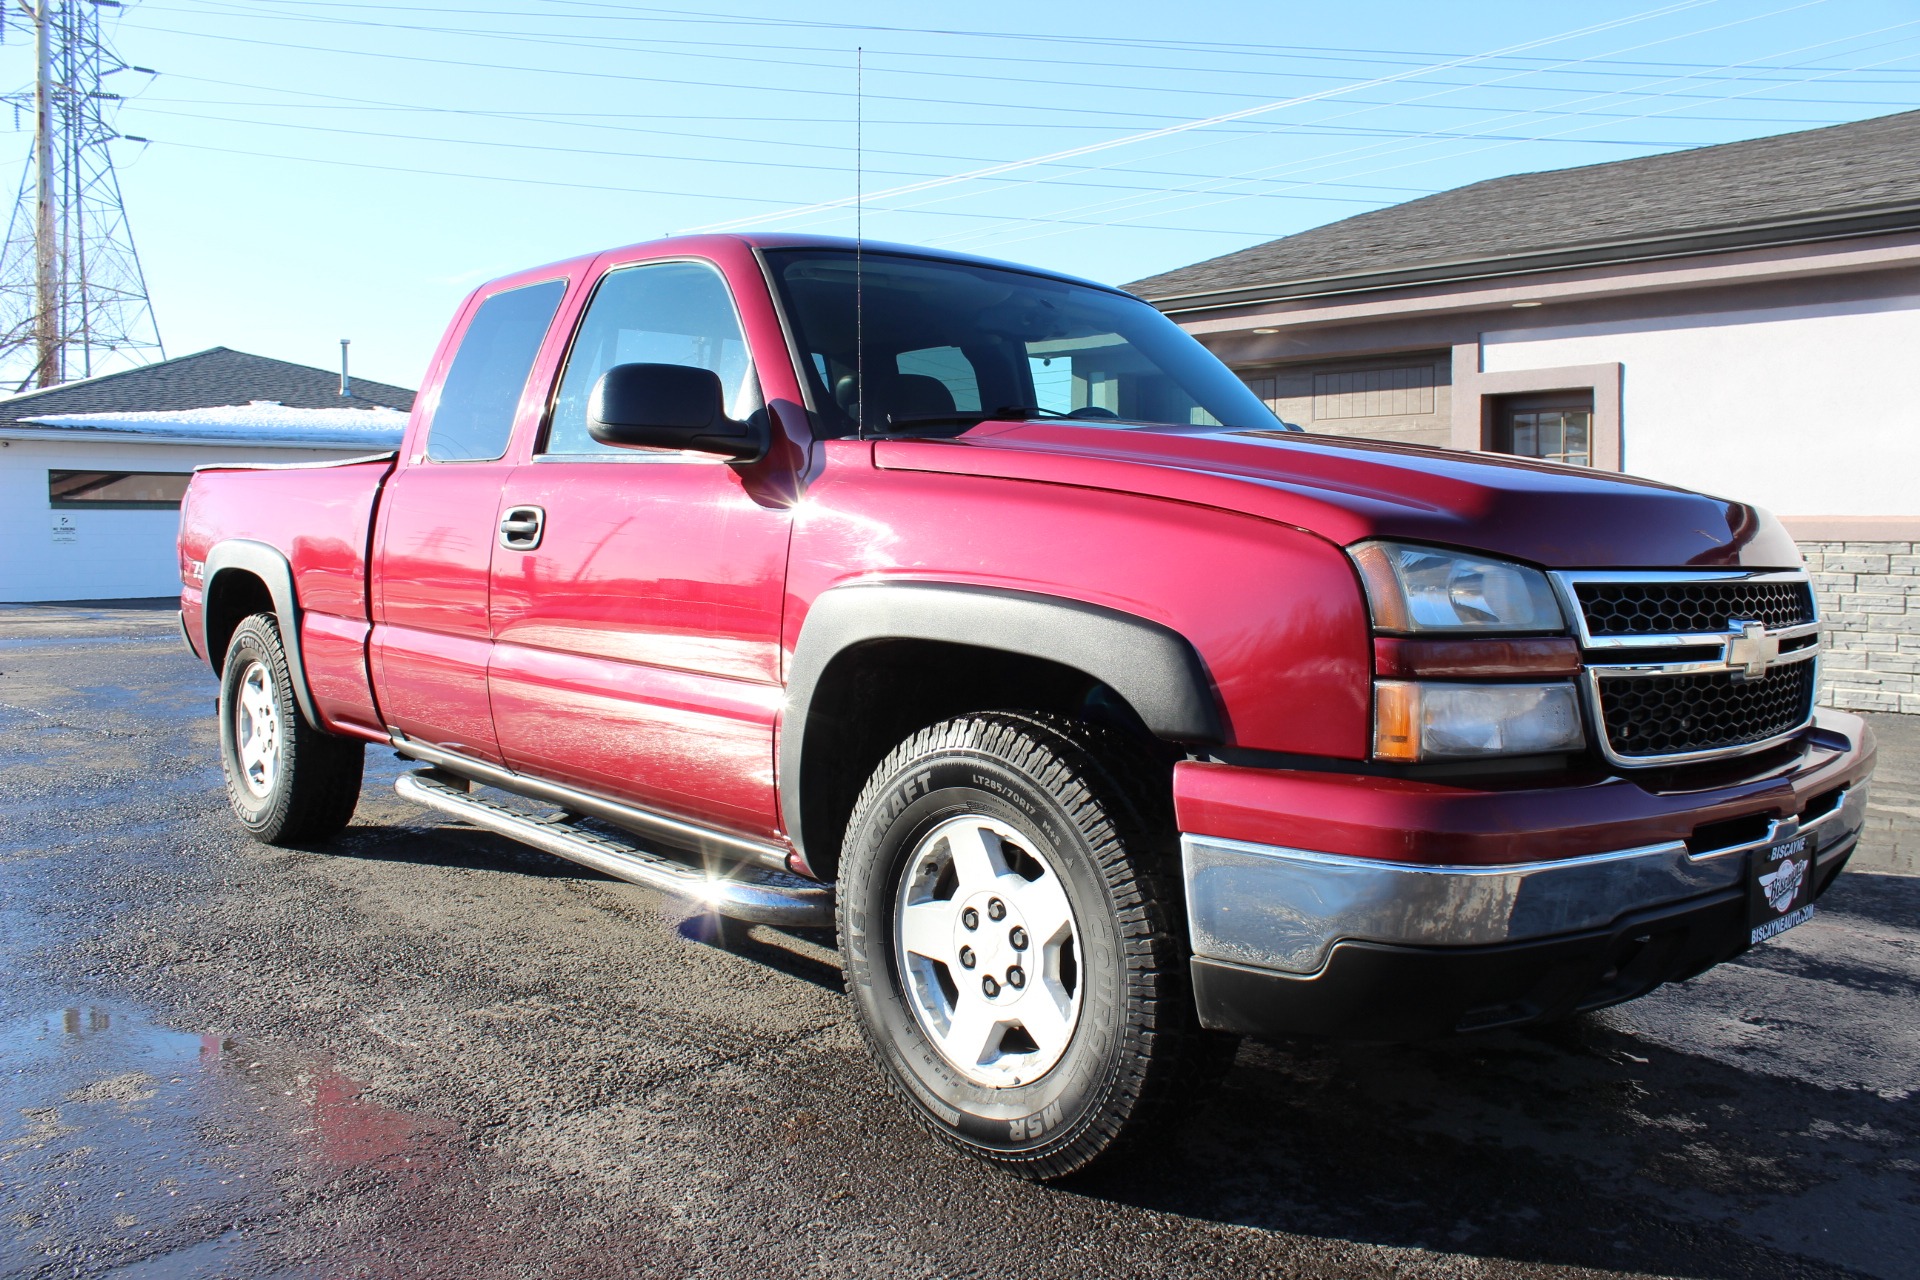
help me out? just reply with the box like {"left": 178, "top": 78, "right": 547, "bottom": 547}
{"left": 499, "top": 505, "right": 545, "bottom": 550}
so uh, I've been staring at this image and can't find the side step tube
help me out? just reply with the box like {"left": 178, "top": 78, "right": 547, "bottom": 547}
{"left": 391, "top": 732, "right": 789, "bottom": 871}
{"left": 394, "top": 770, "right": 834, "bottom": 929}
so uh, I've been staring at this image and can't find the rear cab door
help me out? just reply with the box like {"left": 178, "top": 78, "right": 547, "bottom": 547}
{"left": 487, "top": 239, "right": 814, "bottom": 840}
{"left": 371, "top": 269, "right": 574, "bottom": 765}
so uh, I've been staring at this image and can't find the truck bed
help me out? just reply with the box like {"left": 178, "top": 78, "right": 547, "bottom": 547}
{"left": 179, "top": 452, "right": 397, "bottom": 739}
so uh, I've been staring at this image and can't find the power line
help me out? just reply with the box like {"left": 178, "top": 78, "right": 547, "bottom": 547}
{"left": 134, "top": 93, "right": 1734, "bottom": 156}
{"left": 118, "top": 104, "right": 1407, "bottom": 205}
{"left": 958, "top": 20, "right": 1920, "bottom": 254}
{"left": 140, "top": 66, "right": 1896, "bottom": 133}
{"left": 761, "top": 0, "right": 1826, "bottom": 238}
{"left": 152, "top": 0, "right": 1920, "bottom": 97}
{"left": 132, "top": 2, "right": 1920, "bottom": 115}
{"left": 126, "top": 85, "right": 1871, "bottom": 133}
{"left": 684, "top": 0, "right": 1722, "bottom": 234}
{"left": 913, "top": 2, "right": 1869, "bottom": 247}
{"left": 48, "top": 0, "right": 1918, "bottom": 280}
{"left": 147, "top": 136, "right": 1300, "bottom": 236}
{"left": 193, "top": 0, "right": 1920, "bottom": 77}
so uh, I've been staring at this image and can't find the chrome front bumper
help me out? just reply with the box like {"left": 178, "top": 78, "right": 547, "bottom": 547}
{"left": 1182, "top": 785, "right": 1868, "bottom": 976}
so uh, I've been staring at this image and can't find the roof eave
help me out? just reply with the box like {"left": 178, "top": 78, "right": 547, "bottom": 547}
{"left": 1136, "top": 201, "right": 1920, "bottom": 316}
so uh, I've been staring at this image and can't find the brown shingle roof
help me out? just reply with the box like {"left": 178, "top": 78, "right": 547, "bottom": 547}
{"left": 1127, "top": 109, "right": 1920, "bottom": 308}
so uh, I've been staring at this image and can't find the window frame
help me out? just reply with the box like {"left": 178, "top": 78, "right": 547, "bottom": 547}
{"left": 534, "top": 255, "right": 763, "bottom": 465}
{"left": 1490, "top": 389, "right": 1596, "bottom": 468}
{"left": 1451, "top": 354, "right": 1623, "bottom": 472}
{"left": 47, "top": 468, "right": 195, "bottom": 510}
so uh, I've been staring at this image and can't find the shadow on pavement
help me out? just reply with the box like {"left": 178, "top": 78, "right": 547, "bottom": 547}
{"left": 1808, "top": 867, "right": 1920, "bottom": 928}
{"left": 323, "top": 820, "right": 606, "bottom": 880}
{"left": 1065, "top": 989, "right": 1911, "bottom": 1280}
{"left": 678, "top": 917, "right": 844, "bottom": 991}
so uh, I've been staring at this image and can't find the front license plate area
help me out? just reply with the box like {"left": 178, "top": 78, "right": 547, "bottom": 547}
{"left": 1749, "top": 832, "right": 1815, "bottom": 945}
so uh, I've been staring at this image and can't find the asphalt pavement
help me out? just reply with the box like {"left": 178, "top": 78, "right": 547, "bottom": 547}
{"left": 3, "top": 602, "right": 1917, "bottom": 1280}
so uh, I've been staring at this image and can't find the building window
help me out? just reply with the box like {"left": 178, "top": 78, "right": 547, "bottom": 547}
{"left": 48, "top": 470, "right": 193, "bottom": 509}
{"left": 1492, "top": 391, "right": 1593, "bottom": 466}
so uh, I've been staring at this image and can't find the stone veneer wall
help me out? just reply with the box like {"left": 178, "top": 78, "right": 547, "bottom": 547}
{"left": 1799, "top": 539, "right": 1920, "bottom": 715}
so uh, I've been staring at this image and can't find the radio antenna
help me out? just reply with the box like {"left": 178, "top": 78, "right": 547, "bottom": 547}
{"left": 854, "top": 45, "right": 865, "bottom": 440}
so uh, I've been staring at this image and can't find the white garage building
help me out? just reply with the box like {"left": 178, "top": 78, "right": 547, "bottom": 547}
{"left": 0, "top": 348, "right": 412, "bottom": 603}
{"left": 1130, "top": 109, "right": 1920, "bottom": 715}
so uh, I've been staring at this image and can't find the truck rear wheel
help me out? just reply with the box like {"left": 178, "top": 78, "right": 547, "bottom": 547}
{"left": 218, "top": 613, "right": 364, "bottom": 846}
{"left": 836, "top": 712, "right": 1237, "bottom": 1179}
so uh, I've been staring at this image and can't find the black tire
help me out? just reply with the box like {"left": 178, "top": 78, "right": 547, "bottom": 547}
{"left": 836, "top": 711, "right": 1239, "bottom": 1179}
{"left": 218, "top": 612, "right": 364, "bottom": 845}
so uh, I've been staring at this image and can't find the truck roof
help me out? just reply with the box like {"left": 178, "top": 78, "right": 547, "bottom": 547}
{"left": 474, "top": 233, "right": 1132, "bottom": 303}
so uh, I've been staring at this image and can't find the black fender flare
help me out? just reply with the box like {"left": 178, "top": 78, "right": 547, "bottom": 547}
{"left": 780, "top": 581, "right": 1222, "bottom": 862}
{"left": 200, "top": 539, "right": 323, "bottom": 730}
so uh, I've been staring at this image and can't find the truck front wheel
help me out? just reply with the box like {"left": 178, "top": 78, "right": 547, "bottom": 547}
{"left": 218, "top": 613, "right": 364, "bottom": 845}
{"left": 836, "top": 712, "right": 1237, "bottom": 1179}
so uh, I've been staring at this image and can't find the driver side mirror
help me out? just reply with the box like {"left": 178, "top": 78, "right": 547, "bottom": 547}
{"left": 586, "top": 362, "right": 767, "bottom": 461}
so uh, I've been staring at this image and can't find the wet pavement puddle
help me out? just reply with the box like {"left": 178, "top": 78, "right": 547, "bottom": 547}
{"left": 2, "top": 1003, "right": 459, "bottom": 1279}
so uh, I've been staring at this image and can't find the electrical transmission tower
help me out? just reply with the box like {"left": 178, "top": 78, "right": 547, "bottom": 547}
{"left": 0, "top": 0, "right": 161, "bottom": 391}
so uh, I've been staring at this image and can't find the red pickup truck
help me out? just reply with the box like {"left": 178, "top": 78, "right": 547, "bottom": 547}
{"left": 179, "top": 233, "right": 1875, "bottom": 1179}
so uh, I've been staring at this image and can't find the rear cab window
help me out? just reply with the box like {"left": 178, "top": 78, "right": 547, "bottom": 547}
{"left": 424, "top": 279, "right": 567, "bottom": 462}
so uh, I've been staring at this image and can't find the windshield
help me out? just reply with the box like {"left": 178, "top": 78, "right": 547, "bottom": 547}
{"left": 764, "top": 249, "right": 1287, "bottom": 438}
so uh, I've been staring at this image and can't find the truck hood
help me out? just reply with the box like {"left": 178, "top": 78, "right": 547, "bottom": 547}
{"left": 873, "top": 421, "right": 1801, "bottom": 569}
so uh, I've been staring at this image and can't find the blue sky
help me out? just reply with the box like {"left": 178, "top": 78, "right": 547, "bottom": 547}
{"left": 5, "top": 0, "right": 1920, "bottom": 389}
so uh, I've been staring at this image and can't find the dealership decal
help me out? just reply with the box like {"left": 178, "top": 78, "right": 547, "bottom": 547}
{"left": 1758, "top": 851, "right": 1808, "bottom": 913}
{"left": 1752, "top": 904, "right": 1815, "bottom": 945}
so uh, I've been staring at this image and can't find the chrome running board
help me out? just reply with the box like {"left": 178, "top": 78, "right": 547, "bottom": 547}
{"left": 394, "top": 769, "right": 834, "bottom": 928}
{"left": 389, "top": 732, "right": 789, "bottom": 871}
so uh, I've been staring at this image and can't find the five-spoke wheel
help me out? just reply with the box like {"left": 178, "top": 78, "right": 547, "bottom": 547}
{"left": 233, "top": 660, "right": 282, "bottom": 798}
{"left": 895, "top": 815, "right": 1081, "bottom": 1087}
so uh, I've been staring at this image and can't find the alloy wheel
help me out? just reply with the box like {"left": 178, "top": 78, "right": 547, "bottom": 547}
{"left": 893, "top": 814, "right": 1083, "bottom": 1088}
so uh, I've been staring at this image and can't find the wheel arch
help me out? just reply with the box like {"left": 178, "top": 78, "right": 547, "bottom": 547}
{"left": 200, "top": 539, "right": 323, "bottom": 729}
{"left": 782, "top": 582, "right": 1222, "bottom": 877}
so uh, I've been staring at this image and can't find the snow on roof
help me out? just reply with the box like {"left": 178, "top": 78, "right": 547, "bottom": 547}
{"left": 13, "top": 400, "right": 409, "bottom": 448}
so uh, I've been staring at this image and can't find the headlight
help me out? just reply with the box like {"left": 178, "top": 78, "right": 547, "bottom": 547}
{"left": 1374, "top": 680, "right": 1584, "bottom": 762}
{"left": 1351, "top": 542, "right": 1564, "bottom": 633}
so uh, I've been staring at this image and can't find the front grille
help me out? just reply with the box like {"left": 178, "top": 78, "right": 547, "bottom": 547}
{"left": 1597, "top": 661, "right": 1815, "bottom": 759}
{"left": 1576, "top": 580, "right": 1815, "bottom": 637}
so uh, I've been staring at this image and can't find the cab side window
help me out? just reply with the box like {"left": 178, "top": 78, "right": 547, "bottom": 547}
{"left": 424, "top": 278, "right": 566, "bottom": 462}
{"left": 545, "top": 260, "right": 762, "bottom": 457}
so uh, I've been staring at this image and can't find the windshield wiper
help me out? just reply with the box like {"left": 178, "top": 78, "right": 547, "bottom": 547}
{"left": 884, "top": 404, "right": 1073, "bottom": 431}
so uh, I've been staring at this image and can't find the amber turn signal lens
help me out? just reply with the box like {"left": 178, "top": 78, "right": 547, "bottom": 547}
{"left": 1372, "top": 679, "right": 1584, "bottom": 762}
{"left": 1373, "top": 680, "right": 1421, "bottom": 761}
{"left": 1350, "top": 543, "right": 1412, "bottom": 632}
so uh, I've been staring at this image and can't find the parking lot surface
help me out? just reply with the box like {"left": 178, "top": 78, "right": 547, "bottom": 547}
{"left": 3, "top": 603, "right": 1918, "bottom": 1280}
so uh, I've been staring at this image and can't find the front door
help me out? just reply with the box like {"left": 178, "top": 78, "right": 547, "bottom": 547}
{"left": 488, "top": 258, "right": 793, "bottom": 839}
{"left": 372, "top": 277, "right": 567, "bottom": 765}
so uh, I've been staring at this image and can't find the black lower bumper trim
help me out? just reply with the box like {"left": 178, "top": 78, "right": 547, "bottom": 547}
{"left": 1194, "top": 881, "right": 1783, "bottom": 1042}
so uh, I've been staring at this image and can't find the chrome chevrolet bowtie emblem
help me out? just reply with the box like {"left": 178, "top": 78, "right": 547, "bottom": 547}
{"left": 1726, "top": 620, "right": 1781, "bottom": 680}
